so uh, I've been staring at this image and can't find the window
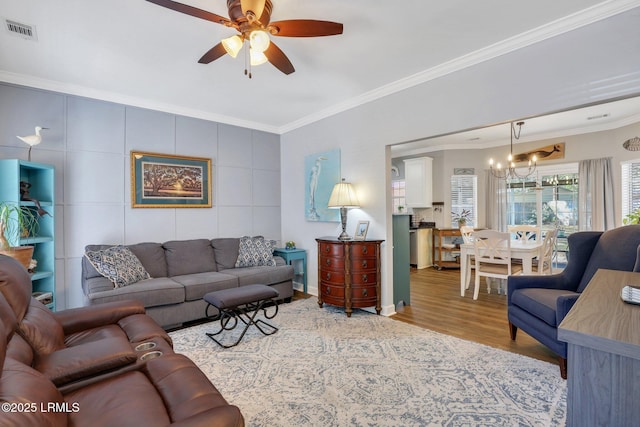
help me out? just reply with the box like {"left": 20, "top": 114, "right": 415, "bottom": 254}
{"left": 391, "top": 180, "right": 406, "bottom": 213}
{"left": 506, "top": 163, "right": 579, "bottom": 234}
{"left": 622, "top": 160, "right": 640, "bottom": 221}
{"left": 450, "top": 175, "right": 477, "bottom": 226}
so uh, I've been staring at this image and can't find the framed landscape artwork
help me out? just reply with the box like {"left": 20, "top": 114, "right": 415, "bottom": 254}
{"left": 131, "top": 151, "right": 212, "bottom": 208}
{"left": 304, "top": 148, "right": 340, "bottom": 222}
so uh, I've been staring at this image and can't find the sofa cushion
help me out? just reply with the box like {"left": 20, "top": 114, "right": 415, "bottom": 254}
{"left": 220, "top": 264, "right": 294, "bottom": 286}
{"left": 86, "top": 278, "right": 185, "bottom": 308}
{"left": 84, "top": 246, "right": 150, "bottom": 288}
{"left": 127, "top": 242, "right": 168, "bottom": 278}
{"left": 170, "top": 272, "right": 238, "bottom": 301}
{"left": 235, "top": 236, "right": 277, "bottom": 267}
{"left": 164, "top": 239, "right": 217, "bottom": 276}
{"left": 511, "top": 288, "right": 579, "bottom": 327}
{"left": 211, "top": 238, "right": 240, "bottom": 270}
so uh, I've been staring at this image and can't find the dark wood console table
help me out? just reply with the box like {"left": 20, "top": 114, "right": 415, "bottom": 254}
{"left": 558, "top": 268, "right": 640, "bottom": 427}
{"left": 316, "top": 237, "right": 383, "bottom": 317}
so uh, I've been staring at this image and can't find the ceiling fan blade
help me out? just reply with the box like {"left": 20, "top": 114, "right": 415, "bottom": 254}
{"left": 241, "top": 0, "right": 266, "bottom": 21}
{"left": 198, "top": 43, "right": 228, "bottom": 64}
{"left": 268, "top": 20, "right": 343, "bottom": 37}
{"left": 146, "top": 0, "right": 231, "bottom": 25}
{"left": 264, "top": 42, "right": 295, "bottom": 75}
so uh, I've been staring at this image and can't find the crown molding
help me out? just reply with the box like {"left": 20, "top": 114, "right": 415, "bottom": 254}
{"left": 0, "top": 71, "right": 280, "bottom": 134}
{"left": 279, "top": 0, "right": 640, "bottom": 134}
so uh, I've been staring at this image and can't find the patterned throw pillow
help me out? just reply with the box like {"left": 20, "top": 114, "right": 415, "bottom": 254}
{"left": 85, "top": 246, "right": 151, "bottom": 288}
{"left": 235, "top": 236, "right": 277, "bottom": 267}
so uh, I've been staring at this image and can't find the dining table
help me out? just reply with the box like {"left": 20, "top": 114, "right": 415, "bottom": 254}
{"left": 459, "top": 240, "right": 543, "bottom": 297}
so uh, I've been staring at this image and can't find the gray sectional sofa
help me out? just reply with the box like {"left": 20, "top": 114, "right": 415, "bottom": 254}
{"left": 81, "top": 238, "right": 294, "bottom": 328}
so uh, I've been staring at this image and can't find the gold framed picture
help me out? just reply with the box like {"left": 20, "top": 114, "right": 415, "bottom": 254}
{"left": 131, "top": 151, "right": 212, "bottom": 208}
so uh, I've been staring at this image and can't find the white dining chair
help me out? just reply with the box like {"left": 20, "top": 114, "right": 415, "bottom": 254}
{"left": 460, "top": 226, "right": 475, "bottom": 294}
{"left": 535, "top": 228, "right": 558, "bottom": 275}
{"left": 508, "top": 225, "right": 540, "bottom": 243}
{"left": 473, "top": 229, "right": 522, "bottom": 300}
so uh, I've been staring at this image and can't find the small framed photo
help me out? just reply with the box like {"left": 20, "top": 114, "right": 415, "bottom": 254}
{"left": 354, "top": 220, "right": 370, "bottom": 240}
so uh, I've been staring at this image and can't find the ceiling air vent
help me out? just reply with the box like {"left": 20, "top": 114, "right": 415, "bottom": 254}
{"left": 5, "top": 19, "right": 37, "bottom": 41}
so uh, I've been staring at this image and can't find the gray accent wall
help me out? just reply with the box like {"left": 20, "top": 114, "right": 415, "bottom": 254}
{"left": 0, "top": 83, "right": 281, "bottom": 310}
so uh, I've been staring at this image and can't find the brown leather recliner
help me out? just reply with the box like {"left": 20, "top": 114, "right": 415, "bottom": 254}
{"left": 0, "top": 255, "right": 244, "bottom": 426}
{"left": 0, "top": 254, "right": 173, "bottom": 388}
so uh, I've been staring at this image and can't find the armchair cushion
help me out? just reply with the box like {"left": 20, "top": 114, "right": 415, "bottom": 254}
{"left": 511, "top": 289, "right": 578, "bottom": 327}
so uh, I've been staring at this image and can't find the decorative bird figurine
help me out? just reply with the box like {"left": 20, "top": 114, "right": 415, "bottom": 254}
{"left": 17, "top": 126, "right": 48, "bottom": 161}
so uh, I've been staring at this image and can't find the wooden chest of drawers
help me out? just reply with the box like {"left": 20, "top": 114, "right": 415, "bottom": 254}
{"left": 316, "top": 237, "right": 384, "bottom": 317}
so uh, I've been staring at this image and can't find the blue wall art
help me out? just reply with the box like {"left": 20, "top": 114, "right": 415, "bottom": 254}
{"left": 304, "top": 148, "right": 340, "bottom": 222}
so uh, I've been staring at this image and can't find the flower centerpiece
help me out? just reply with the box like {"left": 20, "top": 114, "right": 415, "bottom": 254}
{"left": 285, "top": 241, "right": 296, "bottom": 250}
{"left": 452, "top": 209, "right": 471, "bottom": 228}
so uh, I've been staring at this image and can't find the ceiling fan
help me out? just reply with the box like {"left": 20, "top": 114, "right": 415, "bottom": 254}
{"left": 146, "top": 0, "right": 343, "bottom": 76}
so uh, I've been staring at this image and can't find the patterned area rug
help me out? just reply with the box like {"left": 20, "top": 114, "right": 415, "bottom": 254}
{"left": 169, "top": 298, "right": 566, "bottom": 426}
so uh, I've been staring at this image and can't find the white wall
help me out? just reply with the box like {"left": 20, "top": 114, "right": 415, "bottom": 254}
{"left": 281, "top": 9, "right": 640, "bottom": 315}
{"left": 0, "top": 84, "right": 282, "bottom": 310}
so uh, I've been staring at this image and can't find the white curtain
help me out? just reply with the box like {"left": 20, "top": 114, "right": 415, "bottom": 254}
{"left": 578, "top": 157, "right": 615, "bottom": 231}
{"left": 485, "top": 171, "right": 508, "bottom": 231}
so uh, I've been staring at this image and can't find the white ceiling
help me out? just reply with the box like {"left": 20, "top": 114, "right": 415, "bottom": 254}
{"left": 1, "top": 0, "right": 640, "bottom": 138}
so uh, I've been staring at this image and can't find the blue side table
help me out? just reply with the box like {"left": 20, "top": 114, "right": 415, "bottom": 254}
{"left": 273, "top": 248, "right": 307, "bottom": 293}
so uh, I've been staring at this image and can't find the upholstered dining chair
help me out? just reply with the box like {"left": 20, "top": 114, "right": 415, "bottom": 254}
{"left": 508, "top": 225, "right": 540, "bottom": 243}
{"left": 473, "top": 230, "right": 522, "bottom": 300}
{"left": 534, "top": 228, "right": 558, "bottom": 275}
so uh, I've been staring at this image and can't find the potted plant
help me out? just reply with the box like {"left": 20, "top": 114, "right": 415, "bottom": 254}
{"left": 452, "top": 209, "right": 471, "bottom": 228}
{"left": 0, "top": 202, "right": 39, "bottom": 269}
{"left": 623, "top": 208, "right": 640, "bottom": 225}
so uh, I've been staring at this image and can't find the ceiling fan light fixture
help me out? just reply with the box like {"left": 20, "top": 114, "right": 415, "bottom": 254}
{"left": 250, "top": 48, "right": 268, "bottom": 66}
{"left": 221, "top": 35, "right": 243, "bottom": 58}
{"left": 249, "top": 30, "right": 270, "bottom": 52}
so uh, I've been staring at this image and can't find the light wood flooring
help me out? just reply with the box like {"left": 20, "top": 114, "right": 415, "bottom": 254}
{"left": 390, "top": 266, "right": 558, "bottom": 366}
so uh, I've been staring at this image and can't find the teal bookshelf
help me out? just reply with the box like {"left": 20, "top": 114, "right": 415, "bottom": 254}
{"left": 0, "top": 159, "right": 56, "bottom": 311}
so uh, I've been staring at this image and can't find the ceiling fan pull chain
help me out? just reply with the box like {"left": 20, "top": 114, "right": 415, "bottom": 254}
{"left": 244, "top": 40, "right": 252, "bottom": 78}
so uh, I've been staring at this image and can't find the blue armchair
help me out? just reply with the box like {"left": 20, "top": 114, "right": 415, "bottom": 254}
{"left": 507, "top": 225, "right": 640, "bottom": 379}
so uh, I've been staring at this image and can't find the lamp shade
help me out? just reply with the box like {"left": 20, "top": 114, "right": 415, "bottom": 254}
{"left": 328, "top": 180, "right": 360, "bottom": 208}
{"left": 221, "top": 35, "right": 243, "bottom": 58}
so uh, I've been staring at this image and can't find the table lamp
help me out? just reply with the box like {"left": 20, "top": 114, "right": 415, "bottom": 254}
{"left": 328, "top": 178, "right": 360, "bottom": 240}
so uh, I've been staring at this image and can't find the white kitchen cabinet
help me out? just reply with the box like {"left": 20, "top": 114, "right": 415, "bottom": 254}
{"left": 403, "top": 157, "right": 432, "bottom": 208}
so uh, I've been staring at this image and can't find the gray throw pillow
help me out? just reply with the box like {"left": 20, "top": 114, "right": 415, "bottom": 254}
{"left": 84, "top": 246, "right": 150, "bottom": 288}
{"left": 235, "top": 236, "right": 277, "bottom": 267}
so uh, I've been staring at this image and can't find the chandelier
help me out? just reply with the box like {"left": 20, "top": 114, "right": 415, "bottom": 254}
{"left": 489, "top": 121, "right": 537, "bottom": 180}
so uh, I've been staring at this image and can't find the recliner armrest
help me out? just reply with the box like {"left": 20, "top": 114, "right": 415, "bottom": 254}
{"left": 54, "top": 299, "right": 146, "bottom": 335}
{"left": 35, "top": 337, "right": 137, "bottom": 386}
